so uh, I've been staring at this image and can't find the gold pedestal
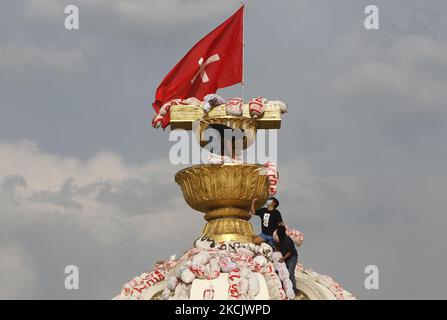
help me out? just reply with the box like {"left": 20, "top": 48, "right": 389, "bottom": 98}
{"left": 175, "top": 164, "right": 270, "bottom": 243}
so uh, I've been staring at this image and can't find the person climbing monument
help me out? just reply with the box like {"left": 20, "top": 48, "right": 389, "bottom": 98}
{"left": 275, "top": 225, "right": 299, "bottom": 294}
{"left": 250, "top": 197, "right": 284, "bottom": 247}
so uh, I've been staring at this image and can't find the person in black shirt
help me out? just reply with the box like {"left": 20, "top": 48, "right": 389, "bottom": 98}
{"left": 250, "top": 196, "right": 284, "bottom": 247}
{"left": 275, "top": 225, "right": 299, "bottom": 294}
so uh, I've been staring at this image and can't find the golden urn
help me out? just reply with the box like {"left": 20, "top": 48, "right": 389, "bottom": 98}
{"left": 175, "top": 163, "right": 270, "bottom": 243}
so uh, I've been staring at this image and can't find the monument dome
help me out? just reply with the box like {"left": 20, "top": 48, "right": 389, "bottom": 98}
{"left": 113, "top": 100, "right": 355, "bottom": 301}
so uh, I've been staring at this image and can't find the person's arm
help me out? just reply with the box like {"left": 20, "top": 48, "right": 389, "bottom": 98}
{"left": 250, "top": 198, "right": 258, "bottom": 215}
{"left": 279, "top": 252, "right": 292, "bottom": 263}
{"left": 277, "top": 211, "right": 285, "bottom": 226}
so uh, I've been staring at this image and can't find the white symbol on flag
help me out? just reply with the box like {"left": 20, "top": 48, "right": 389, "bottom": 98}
{"left": 191, "top": 54, "right": 220, "bottom": 84}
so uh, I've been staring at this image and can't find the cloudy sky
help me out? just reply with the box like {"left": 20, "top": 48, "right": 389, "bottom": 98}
{"left": 1, "top": 0, "right": 447, "bottom": 299}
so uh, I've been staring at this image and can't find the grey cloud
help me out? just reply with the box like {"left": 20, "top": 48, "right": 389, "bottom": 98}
{"left": 1, "top": 175, "right": 28, "bottom": 204}
{"left": 0, "top": 45, "right": 88, "bottom": 81}
{"left": 1, "top": 0, "right": 447, "bottom": 299}
{"left": 94, "top": 178, "right": 177, "bottom": 215}
{"left": 31, "top": 177, "right": 83, "bottom": 210}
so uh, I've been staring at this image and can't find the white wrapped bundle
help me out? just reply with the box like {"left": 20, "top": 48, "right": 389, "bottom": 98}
{"left": 283, "top": 277, "right": 296, "bottom": 300}
{"left": 266, "top": 100, "right": 288, "bottom": 113}
{"left": 228, "top": 269, "right": 241, "bottom": 284}
{"left": 239, "top": 267, "right": 251, "bottom": 279}
{"left": 278, "top": 288, "right": 287, "bottom": 300}
{"left": 248, "top": 243, "right": 259, "bottom": 254}
{"left": 273, "top": 226, "right": 304, "bottom": 247}
{"left": 151, "top": 113, "right": 163, "bottom": 128}
{"left": 228, "top": 269, "right": 241, "bottom": 299}
{"left": 153, "top": 254, "right": 178, "bottom": 271}
{"left": 174, "top": 283, "right": 190, "bottom": 299}
{"left": 247, "top": 273, "right": 260, "bottom": 297}
{"left": 238, "top": 278, "right": 249, "bottom": 296}
{"left": 219, "top": 256, "right": 237, "bottom": 273}
{"left": 209, "top": 257, "right": 220, "bottom": 279}
{"left": 258, "top": 242, "right": 273, "bottom": 258}
{"left": 245, "top": 260, "right": 258, "bottom": 272}
{"left": 191, "top": 251, "right": 210, "bottom": 265}
{"left": 285, "top": 287, "right": 295, "bottom": 300}
{"left": 277, "top": 264, "right": 290, "bottom": 282}
{"left": 271, "top": 251, "right": 283, "bottom": 263}
{"left": 269, "top": 185, "right": 277, "bottom": 195}
{"left": 237, "top": 247, "right": 254, "bottom": 257}
{"left": 203, "top": 94, "right": 226, "bottom": 112}
{"left": 253, "top": 255, "right": 268, "bottom": 269}
{"left": 230, "top": 252, "right": 254, "bottom": 266}
{"left": 189, "top": 264, "right": 209, "bottom": 279}
{"left": 167, "top": 276, "right": 178, "bottom": 291}
{"left": 249, "top": 97, "right": 267, "bottom": 118}
{"left": 159, "top": 101, "right": 172, "bottom": 116}
{"left": 162, "top": 288, "right": 172, "bottom": 300}
{"left": 263, "top": 272, "right": 283, "bottom": 300}
{"left": 287, "top": 228, "right": 304, "bottom": 247}
{"left": 175, "top": 262, "right": 189, "bottom": 279}
{"left": 178, "top": 248, "right": 200, "bottom": 262}
{"left": 225, "top": 98, "right": 243, "bottom": 116}
{"left": 258, "top": 162, "right": 279, "bottom": 196}
{"left": 262, "top": 262, "right": 275, "bottom": 274}
{"left": 180, "top": 268, "right": 195, "bottom": 284}
{"left": 182, "top": 97, "right": 201, "bottom": 105}
{"left": 273, "top": 261, "right": 281, "bottom": 272}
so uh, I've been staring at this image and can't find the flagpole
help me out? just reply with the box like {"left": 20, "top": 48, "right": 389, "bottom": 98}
{"left": 241, "top": 2, "right": 245, "bottom": 102}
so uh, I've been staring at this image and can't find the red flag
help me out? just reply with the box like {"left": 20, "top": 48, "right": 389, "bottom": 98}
{"left": 152, "top": 6, "right": 244, "bottom": 128}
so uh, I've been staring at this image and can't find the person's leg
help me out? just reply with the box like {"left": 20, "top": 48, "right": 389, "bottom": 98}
{"left": 286, "top": 254, "right": 298, "bottom": 291}
{"left": 255, "top": 233, "right": 267, "bottom": 245}
{"left": 254, "top": 236, "right": 264, "bottom": 245}
{"left": 265, "top": 235, "right": 275, "bottom": 248}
